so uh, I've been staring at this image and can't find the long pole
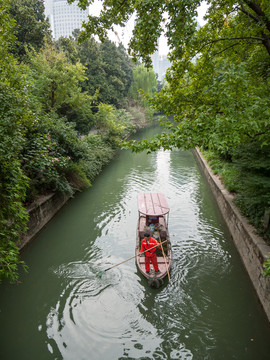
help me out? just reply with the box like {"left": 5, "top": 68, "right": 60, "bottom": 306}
{"left": 158, "top": 231, "right": 171, "bottom": 281}
{"left": 97, "top": 240, "right": 168, "bottom": 276}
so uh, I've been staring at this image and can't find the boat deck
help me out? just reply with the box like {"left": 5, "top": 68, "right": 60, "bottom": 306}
{"left": 138, "top": 256, "right": 171, "bottom": 279}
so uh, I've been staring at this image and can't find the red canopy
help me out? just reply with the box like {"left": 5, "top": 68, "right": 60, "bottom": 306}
{"left": 137, "top": 193, "right": 170, "bottom": 216}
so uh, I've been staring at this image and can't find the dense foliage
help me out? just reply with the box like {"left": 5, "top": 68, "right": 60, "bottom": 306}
{"left": 0, "top": 0, "right": 32, "bottom": 283}
{"left": 71, "top": 0, "right": 270, "bottom": 150}
{"left": 0, "top": 0, "right": 157, "bottom": 283}
{"left": 9, "top": 0, "right": 51, "bottom": 59}
{"left": 62, "top": 36, "right": 134, "bottom": 108}
{"left": 3, "top": 0, "right": 268, "bottom": 280}
{"left": 128, "top": 64, "right": 157, "bottom": 100}
{"left": 73, "top": 0, "right": 270, "bottom": 242}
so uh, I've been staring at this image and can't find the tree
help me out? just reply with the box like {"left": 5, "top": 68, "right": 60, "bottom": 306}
{"left": 128, "top": 64, "right": 157, "bottom": 100}
{"left": 99, "top": 40, "right": 133, "bottom": 107}
{"left": 27, "top": 42, "right": 95, "bottom": 134}
{"left": 0, "top": 0, "right": 32, "bottom": 283}
{"left": 71, "top": 0, "right": 270, "bottom": 152}
{"left": 55, "top": 35, "right": 79, "bottom": 65}
{"left": 73, "top": 0, "right": 270, "bottom": 63}
{"left": 71, "top": 1, "right": 270, "bottom": 235}
{"left": 9, "top": 0, "right": 51, "bottom": 59}
{"left": 77, "top": 36, "right": 108, "bottom": 99}
{"left": 60, "top": 36, "right": 134, "bottom": 108}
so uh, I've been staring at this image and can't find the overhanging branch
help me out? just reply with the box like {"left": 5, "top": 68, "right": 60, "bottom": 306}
{"left": 212, "top": 42, "right": 241, "bottom": 56}
{"left": 198, "top": 36, "right": 264, "bottom": 54}
{"left": 242, "top": 0, "right": 270, "bottom": 32}
{"left": 239, "top": 4, "right": 260, "bottom": 24}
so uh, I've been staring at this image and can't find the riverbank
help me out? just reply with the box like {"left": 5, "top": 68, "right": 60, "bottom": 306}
{"left": 18, "top": 109, "right": 155, "bottom": 250}
{"left": 18, "top": 193, "right": 70, "bottom": 250}
{"left": 4, "top": 131, "right": 270, "bottom": 359}
{"left": 193, "top": 148, "right": 270, "bottom": 322}
{"left": 19, "top": 145, "right": 270, "bottom": 322}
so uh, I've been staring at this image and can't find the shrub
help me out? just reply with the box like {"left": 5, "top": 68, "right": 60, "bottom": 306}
{"left": 81, "top": 135, "right": 115, "bottom": 181}
{"left": 263, "top": 254, "right": 270, "bottom": 277}
{"left": 202, "top": 142, "right": 270, "bottom": 241}
{"left": 22, "top": 131, "right": 74, "bottom": 200}
{"left": 64, "top": 162, "right": 91, "bottom": 190}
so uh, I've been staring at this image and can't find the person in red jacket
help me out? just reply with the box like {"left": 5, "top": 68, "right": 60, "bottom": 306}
{"left": 140, "top": 232, "right": 161, "bottom": 274}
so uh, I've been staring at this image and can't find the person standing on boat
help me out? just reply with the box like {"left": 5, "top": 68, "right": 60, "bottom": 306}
{"left": 140, "top": 233, "right": 161, "bottom": 274}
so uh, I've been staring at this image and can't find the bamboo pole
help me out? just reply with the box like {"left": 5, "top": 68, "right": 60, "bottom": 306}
{"left": 157, "top": 231, "right": 171, "bottom": 281}
{"left": 97, "top": 240, "right": 168, "bottom": 277}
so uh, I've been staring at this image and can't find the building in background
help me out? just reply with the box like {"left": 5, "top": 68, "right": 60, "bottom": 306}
{"left": 151, "top": 37, "right": 171, "bottom": 82}
{"left": 43, "top": 0, "right": 171, "bottom": 79}
{"left": 152, "top": 52, "right": 171, "bottom": 82}
{"left": 44, "top": 0, "right": 89, "bottom": 39}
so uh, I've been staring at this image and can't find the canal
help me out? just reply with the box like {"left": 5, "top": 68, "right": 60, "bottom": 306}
{"left": 1, "top": 125, "right": 270, "bottom": 360}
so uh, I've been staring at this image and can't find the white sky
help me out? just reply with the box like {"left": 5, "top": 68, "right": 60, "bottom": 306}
{"left": 88, "top": 1, "right": 208, "bottom": 56}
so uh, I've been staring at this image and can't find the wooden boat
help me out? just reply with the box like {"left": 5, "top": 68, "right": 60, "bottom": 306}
{"left": 136, "top": 193, "right": 172, "bottom": 282}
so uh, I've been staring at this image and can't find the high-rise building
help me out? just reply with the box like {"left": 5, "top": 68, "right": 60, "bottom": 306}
{"left": 151, "top": 38, "right": 171, "bottom": 82}
{"left": 44, "top": 0, "right": 89, "bottom": 39}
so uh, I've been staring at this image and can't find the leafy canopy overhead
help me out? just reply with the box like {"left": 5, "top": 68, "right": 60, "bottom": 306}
{"left": 70, "top": 0, "right": 270, "bottom": 64}
{"left": 70, "top": 0, "right": 200, "bottom": 65}
{"left": 71, "top": 0, "right": 270, "bottom": 153}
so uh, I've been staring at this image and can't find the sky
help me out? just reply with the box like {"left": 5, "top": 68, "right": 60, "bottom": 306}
{"left": 88, "top": 1, "right": 209, "bottom": 56}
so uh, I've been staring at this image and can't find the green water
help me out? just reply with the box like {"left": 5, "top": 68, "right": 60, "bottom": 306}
{"left": 1, "top": 126, "right": 270, "bottom": 360}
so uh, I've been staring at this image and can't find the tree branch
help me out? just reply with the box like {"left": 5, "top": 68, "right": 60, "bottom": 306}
{"left": 242, "top": 0, "right": 270, "bottom": 32}
{"left": 245, "top": 127, "right": 270, "bottom": 139}
{"left": 239, "top": 4, "right": 260, "bottom": 24}
{"left": 212, "top": 42, "right": 241, "bottom": 56}
{"left": 238, "top": 2, "right": 270, "bottom": 55}
{"left": 198, "top": 36, "right": 264, "bottom": 54}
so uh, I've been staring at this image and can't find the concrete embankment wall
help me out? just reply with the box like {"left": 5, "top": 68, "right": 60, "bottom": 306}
{"left": 18, "top": 193, "right": 70, "bottom": 250}
{"left": 193, "top": 148, "right": 270, "bottom": 322}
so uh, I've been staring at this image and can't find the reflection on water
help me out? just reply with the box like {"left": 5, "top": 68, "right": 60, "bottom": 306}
{"left": 1, "top": 126, "right": 270, "bottom": 360}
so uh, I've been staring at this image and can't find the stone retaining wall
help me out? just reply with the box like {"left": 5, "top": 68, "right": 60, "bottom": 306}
{"left": 193, "top": 148, "right": 270, "bottom": 322}
{"left": 18, "top": 193, "right": 70, "bottom": 250}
